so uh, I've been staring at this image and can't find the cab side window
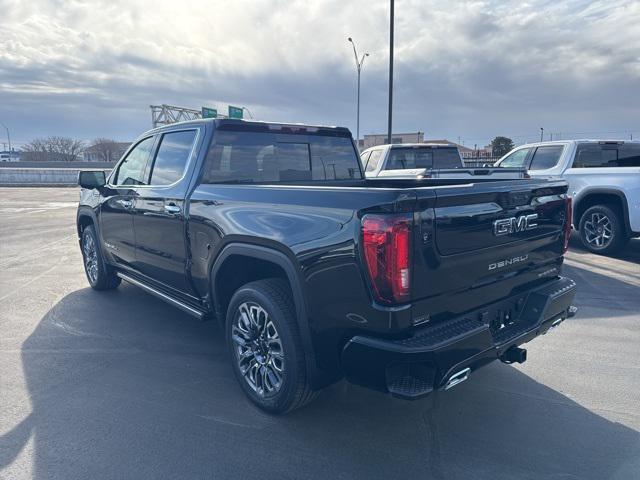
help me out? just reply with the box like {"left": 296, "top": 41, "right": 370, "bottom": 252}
{"left": 366, "top": 150, "right": 383, "bottom": 172}
{"left": 112, "top": 137, "right": 155, "bottom": 185}
{"left": 499, "top": 148, "right": 530, "bottom": 168}
{"left": 529, "top": 145, "right": 564, "bottom": 170}
{"left": 148, "top": 130, "right": 197, "bottom": 185}
{"left": 360, "top": 151, "right": 371, "bottom": 171}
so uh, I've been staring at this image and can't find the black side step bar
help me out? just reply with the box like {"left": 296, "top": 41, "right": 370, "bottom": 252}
{"left": 117, "top": 272, "right": 206, "bottom": 319}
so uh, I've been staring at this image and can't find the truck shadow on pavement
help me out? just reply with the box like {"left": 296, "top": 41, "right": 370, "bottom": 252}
{"left": 2, "top": 281, "right": 639, "bottom": 479}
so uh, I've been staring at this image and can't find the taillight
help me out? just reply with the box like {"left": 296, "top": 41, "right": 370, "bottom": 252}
{"left": 361, "top": 214, "right": 412, "bottom": 305}
{"left": 563, "top": 197, "right": 573, "bottom": 253}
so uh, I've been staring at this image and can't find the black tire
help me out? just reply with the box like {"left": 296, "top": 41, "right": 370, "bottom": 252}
{"left": 578, "top": 204, "right": 629, "bottom": 255}
{"left": 226, "top": 278, "right": 318, "bottom": 414}
{"left": 81, "top": 225, "right": 121, "bottom": 290}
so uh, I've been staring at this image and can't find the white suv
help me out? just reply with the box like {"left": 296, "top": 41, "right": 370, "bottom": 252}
{"left": 495, "top": 140, "right": 640, "bottom": 254}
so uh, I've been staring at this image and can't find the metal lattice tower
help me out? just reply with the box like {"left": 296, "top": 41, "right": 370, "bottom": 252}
{"left": 151, "top": 104, "right": 241, "bottom": 128}
{"left": 150, "top": 105, "right": 202, "bottom": 128}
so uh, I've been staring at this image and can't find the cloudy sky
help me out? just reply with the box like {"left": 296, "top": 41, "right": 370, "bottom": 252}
{"left": 1, "top": 0, "right": 639, "bottom": 148}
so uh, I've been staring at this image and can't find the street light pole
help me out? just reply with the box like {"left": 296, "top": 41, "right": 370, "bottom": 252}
{"left": 0, "top": 121, "right": 10, "bottom": 155}
{"left": 540, "top": 127, "right": 544, "bottom": 142}
{"left": 387, "top": 0, "right": 394, "bottom": 144}
{"left": 347, "top": 38, "right": 369, "bottom": 148}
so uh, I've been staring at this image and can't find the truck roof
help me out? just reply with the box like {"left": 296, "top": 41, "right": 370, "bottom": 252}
{"left": 513, "top": 139, "right": 640, "bottom": 148}
{"left": 147, "top": 118, "right": 352, "bottom": 136}
{"left": 364, "top": 142, "right": 457, "bottom": 151}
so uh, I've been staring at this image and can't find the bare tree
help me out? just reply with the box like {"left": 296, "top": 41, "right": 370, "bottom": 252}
{"left": 87, "top": 138, "right": 119, "bottom": 162}
{"left": 21, "top": 136, "right": 85, "bottom": 161}
{"left": 49, "top": 136, "right": 85, "bottom": 161}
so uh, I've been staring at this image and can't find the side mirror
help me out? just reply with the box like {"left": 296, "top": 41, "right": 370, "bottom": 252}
{"left": 78, "top": 170, "right": 106, "bottom": 189}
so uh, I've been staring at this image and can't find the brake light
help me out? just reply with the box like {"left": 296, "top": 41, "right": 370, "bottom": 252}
{"left": 563, "top": 197, "right": 572, "bottom": 253}
{"left": 361, "top": 214, "right": 412, "bottom": 304}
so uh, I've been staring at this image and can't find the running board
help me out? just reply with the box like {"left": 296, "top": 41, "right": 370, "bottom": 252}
{"left": 116, "top": 272, "right": 206, "bottom": 319}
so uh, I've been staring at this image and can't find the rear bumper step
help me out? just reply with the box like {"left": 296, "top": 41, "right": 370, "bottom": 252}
{"left": 341, "top": 276, "right": 576, "bottom": 400}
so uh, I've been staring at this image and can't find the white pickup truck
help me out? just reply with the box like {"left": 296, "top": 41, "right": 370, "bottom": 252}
{"left": 495, "top": 140, "right": 640, "bottom": 254}
{"left": 361, "top": 143, "right": 527, "bottom": 180}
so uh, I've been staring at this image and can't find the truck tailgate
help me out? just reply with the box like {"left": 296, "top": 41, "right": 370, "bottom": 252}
{"left": 411, "top": 179, "right": 569, "bottom": 321}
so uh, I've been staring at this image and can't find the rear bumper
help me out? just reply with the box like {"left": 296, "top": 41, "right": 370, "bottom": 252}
{"left": 341, "top": 276, "right": 576, "bottom": 399}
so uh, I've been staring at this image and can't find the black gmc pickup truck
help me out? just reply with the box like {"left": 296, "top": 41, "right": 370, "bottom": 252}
{"left": 77, "top": 119, "right": 576, "bottom": 413}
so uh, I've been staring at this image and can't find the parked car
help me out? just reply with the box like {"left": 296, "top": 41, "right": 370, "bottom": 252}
{"left": 361, "top": 143, "right": 528, "bottom": 179}
{"left": 77, "top": 119, "right": 576, "bottom": 413}
{"left": 495, "top": 140, "right": 640, "bottom": 254}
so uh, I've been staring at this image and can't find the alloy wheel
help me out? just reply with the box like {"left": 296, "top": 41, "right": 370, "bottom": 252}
{"left": 583, "top": 212, "right": 613, "bottom": 248}
{"left": 82, "top": 232, "right": 99, "bottom": 283}
{"left": 231, "top": 302, "right": 285, "bottom": 397}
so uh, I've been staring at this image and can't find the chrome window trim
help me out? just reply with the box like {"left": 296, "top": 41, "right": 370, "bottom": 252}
{"left": 107, "top": 128, "right": 200, "bottom": 189}
{"left": 107, "top": 135, "right": 156, "bottom": 187}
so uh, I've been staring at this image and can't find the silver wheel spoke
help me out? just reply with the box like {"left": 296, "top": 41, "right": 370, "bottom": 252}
{"left": 584, "top": 212, "right": 613, "bottom": 248}
{"left": 233, "top": 301, "right": 285, "bottom": 397}
{"left": 82, "top": 233, "right": 99, "bottom": 283}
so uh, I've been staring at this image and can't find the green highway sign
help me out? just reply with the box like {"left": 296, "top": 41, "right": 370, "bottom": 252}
{"left": 228, "top": 105, "right": 243, "bottom": 119}
{"left": 201, "top": 107, "right": 217, "bottom": 118}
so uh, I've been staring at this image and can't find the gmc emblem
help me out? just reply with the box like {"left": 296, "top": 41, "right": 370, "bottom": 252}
{"left": 493, "top": 214, "right": 538, "bottom": 236}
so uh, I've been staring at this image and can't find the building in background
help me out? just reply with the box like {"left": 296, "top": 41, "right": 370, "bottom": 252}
{"left": 83, "top": 142, "right": 131, "bottom": 162}
{"left": 360, "top": 132, "right": 424, "bottom": 150}
{"left": 423, "top": 139, "right": 472, "bottom": 155}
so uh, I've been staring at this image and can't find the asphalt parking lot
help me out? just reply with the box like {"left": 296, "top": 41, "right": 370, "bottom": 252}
{"left": 1, "top": 187, "right": 639, "bottom": 480}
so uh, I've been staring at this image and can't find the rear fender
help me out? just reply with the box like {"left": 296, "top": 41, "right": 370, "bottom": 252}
{"left": 210, "top": 243, "right": 325, "bottom": 388}
{"left": 573, "top": 188, "right": 630, "bottom": 233}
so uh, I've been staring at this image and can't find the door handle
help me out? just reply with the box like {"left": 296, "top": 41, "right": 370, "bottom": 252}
{"left": 117, "top": 199, "right": 133, "bottom": 209}
{"left": 164, "top": 204, "right": 181, "bottom": 215}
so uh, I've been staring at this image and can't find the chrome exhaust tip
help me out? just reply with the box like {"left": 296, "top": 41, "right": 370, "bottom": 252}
{"left": 444, "top": 367, "right": 471, "bottom": 391}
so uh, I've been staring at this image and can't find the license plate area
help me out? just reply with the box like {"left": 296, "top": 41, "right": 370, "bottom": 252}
{"left": 481, "top": 294, "right": 536, "bottom": 343}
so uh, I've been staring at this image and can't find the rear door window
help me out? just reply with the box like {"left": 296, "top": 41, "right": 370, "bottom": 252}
{"left": 499, "top": 148, "right": 531, "bottom": 168}
{"left": 529, "top": 145, "right": 564, "bottom": 170}
{"left": 149, "top": 130, "right": 197, "bottom": 185}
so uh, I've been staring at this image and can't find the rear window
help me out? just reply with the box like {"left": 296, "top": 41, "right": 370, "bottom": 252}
{"left": 434, "top": 148, "right": 463, "bottom": 168}
{"left": 529, "top": 145, "right": 564, "bottom": 170}
{"left": 572, "top": 143, "right": 640, "bottom": 168}
{"left": 385, "top": 147, "right": 460, "bottom": 170}
{"left": 202, "top": 131, "right": 361, "bottom": 183}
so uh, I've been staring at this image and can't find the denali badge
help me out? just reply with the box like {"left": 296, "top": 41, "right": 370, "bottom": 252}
{"left": 489, "top": 255, "right": 528, "bottom": 271}
{"left": 493, "top": 214, "right": 538, "bottom": 236}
